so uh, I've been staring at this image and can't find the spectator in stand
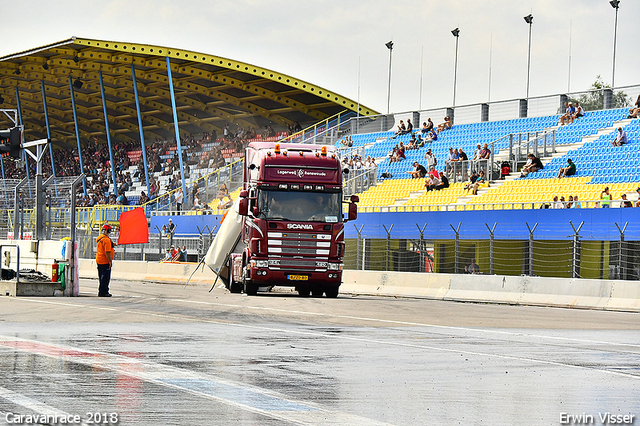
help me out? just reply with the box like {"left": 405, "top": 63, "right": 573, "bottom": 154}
{"left": 425, "top": 172, "right": 441, "bottom": 192}
{"left": 572, "top": 195, "right": 582, "bottom": 209}
{"left": 424, "top": 148, "right": 437, "bottom": 169}
{"left": 479, "top": 143, "right": 491, "bottom": 160}
{"left": 464, "top": 171, "right": 479, "bottom": 191}
{"left": 570, "top": 102, "right": 585, "bottom": 124}
{"left": 566, "top": 195, "right": 574, "bottom": 209}
{"left": 613, "top": 127, "right": 627, "bottom": 146}
{"left": 406, "top": 119, "right": 414, "bottom": 133}
{"left": 437, "top": 116, "right": 452, "bottom": 134}
{"left": 471, "top": 170, "right": 486, "bottom": 195}
{"left": 425, "top": 128, "right": 438, "bottom": 142}
{"left": 139, "top": 191, "right": 150, "bottom": 205}
{"left": 627, "top": 95, "right": 640, "bottom": 119}
{"left": 393, "top": 120, "right": 407, "bottom": 138}
{"left": 600, "top": 187, "right": 612, "bottom": 208}
{"left": 406, "top": 134, "right": 417, "bottom": 150}
{"left": 472, "top": 144, "right": 482, "bottom": 161}
{"left": 422, "top": 118, "right": 434, "bottom": 135}
{"left": 175, "top": 187, "right": 184, "bottom": 212}
{"left": 428, "top": 165, "right": 440, "bottom": 181}
{"left": 620, "top": 193, "right": 632, "bottom": 208}
{"left": 559, "top": 102, "right": 574, "bottom": 126}
{"left": 520, "top": 153, "right": 544, "bottom": 177}
{"left": 407, "top": 162, "right": 427, "bottom": 179}
{"left": 557, "top": 158, "right": 576, "bottom": 178}
{"left": 445, "top": 147, "right": 458, "bottom": 174}
{"left": 458, "top": 148, "right": 469, "bottom": 179}
{"left": 435, "top": 171, "right": 450, "bottom": 191}
{"left": 217, "top": 183, "right": 229, "bottom": 201}
{"left": 551, "top": 195, "right": 563, "bottom": 209}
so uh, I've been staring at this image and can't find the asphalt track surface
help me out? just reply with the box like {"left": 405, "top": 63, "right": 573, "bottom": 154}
{"left": 0, "top": 278, "right": 638, "bottom": 426}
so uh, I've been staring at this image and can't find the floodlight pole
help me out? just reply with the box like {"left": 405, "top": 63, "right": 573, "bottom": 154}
{"left": 524, "top": 15, "right": 534, "bottom": 100}
{"left": 452, "top": 28, "right": 460, "bottom": 107}
{"left": 385, "top": 41, "right": 393, "bottom": 114}
{"left": 610, "top": 0, "right": 620, "bottom": 89}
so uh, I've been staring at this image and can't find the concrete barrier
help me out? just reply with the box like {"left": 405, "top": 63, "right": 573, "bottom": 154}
{"left": 605, "top": 281, "right": 640, "bottom": 311}
{"left": 445, "top": 274, "right": 525, "bottom": 304}
{"left": 79, "top": 259, "right": 218, "bottom": 285}
{"left": 519, "top": 277, "right": 613, "bottom": 309}
{"left": 75, "top": 260, "right": 640, "bottom": 313}
{"left": 342, "top": 270, "right": 450, "bottom": 298}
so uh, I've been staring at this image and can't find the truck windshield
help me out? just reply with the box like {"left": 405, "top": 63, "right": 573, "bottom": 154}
{"left": 257, "top": 190, "right": 342, "bottom": 223}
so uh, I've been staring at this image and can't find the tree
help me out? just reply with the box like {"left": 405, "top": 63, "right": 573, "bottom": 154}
{"left": 574, "top": 75, "right": 630, "bottom": 112}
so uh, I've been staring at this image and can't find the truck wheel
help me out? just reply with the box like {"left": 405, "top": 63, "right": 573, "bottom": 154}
{"left": 297, "top": 287, "right": 311, "bottom": 297}
{"left": 244, "top": 282, "right": 258, "bottom": 296}
{"left": 229, "top": 282, "right": 243, "bottom": 293}
{"left": 325, "top": 285, "right": 339, "bottom": 298}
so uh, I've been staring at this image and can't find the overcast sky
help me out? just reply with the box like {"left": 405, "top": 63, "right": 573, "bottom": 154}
{"left": 2, "top": 0, "right": 639, "bottom": 115}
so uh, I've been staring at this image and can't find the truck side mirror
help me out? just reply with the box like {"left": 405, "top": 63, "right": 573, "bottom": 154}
{"left": 238, "top": 190, "right": 249, "bottom": 215}
{"left": 252, "top": 206, "right": 260, "bottom": 217}
{"left": 350, "top": 194, "right": 359, "bottom": 203}
{"left": 238, "top": 198, "right": 248, "bottom": 216}
{"left": 348, "top": 203, "right": 357, "bottom": 221}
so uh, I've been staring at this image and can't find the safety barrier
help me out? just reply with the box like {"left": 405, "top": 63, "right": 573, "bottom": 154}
{"left": 78, "top": 259, "right": 217, "bottom": 285}
{"left": 75, "top": 261, "right": 640, "bottom": 312}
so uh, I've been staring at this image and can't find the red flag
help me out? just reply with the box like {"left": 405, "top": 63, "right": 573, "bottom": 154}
{"left": 118, "top": 207, "right": 149, "bottom": 245}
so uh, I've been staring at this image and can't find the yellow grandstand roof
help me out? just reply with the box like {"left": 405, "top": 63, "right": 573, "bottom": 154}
{"left": 0, "top": 37, "right": 377, "bottom": 148}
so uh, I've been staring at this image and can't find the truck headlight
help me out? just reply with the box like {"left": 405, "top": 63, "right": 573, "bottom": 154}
{"left": 327, "top": 263, "right": 343, "bottom": 271}
{"left": 251, "top": 260, "right": 268, "bottom": 268}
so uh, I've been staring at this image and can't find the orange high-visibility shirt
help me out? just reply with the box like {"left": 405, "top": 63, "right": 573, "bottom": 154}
{"left": 96, "top": 234, "right": 114, "bottom": 265}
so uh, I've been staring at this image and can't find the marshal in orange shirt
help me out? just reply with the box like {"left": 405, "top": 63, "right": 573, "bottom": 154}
{"left": 96, "top": 234, "right": 115, "bottom": 265}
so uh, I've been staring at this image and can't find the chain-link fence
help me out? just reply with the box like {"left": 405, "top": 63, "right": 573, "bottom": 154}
{"left": 343, "top": 222, "right": 640, "bottom": 280}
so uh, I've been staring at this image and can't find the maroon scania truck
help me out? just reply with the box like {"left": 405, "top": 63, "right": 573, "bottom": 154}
{"left": 228, "top": 142, "right": 358, "bottom": 297}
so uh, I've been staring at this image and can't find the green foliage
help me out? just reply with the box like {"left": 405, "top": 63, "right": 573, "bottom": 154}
{"left": 573, "top": 76, "right": 630, "bottom": 112}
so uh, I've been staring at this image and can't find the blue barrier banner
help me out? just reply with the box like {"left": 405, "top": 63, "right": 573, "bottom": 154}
{"left": 346, "top": 209, "right": 640, "bottom": 241}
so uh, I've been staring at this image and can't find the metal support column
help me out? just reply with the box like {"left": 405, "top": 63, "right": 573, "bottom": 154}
{"left": 131, "top": 64, "right": 151, "bottom": 196}
{"left": 383, "top": 224, "right": 393, "bottom": 271}
{"left": 68, "top": 76, "right": 87, "bottom": 195}
{"left": 354, "top": 224, "right": 364, "bottom": 271}
{"left": 526, "top": 222, "right": 537, "bottom": 276}
{"left": 485, "top": 222, "right": 497, "bottom": 275}
{"left": 569, "top": 221, "right": 584, "bottom": 278}
{"left": 615, "top": 222, "right": 628, "bottom": 280}
{"left": 15, "top": 88, "right": 30, "bottom": 183}
{"left": 166, "top": 57, "right": 187, "bottom": 199}
{"left": 98, "top": 71, "right": 118, "bottom": 197}
{"left": 416, "top": 223, "right": 428, "bottom": 272}
{"left": 40, "top": 81, "right": 56, "bottom": 177}
{"left": 450, "top": 222, "right": 461, "bottom": 274}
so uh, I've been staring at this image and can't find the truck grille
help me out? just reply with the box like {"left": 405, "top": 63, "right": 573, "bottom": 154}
{"left": 267, "top": 232, "right": 332, "bottom": 271}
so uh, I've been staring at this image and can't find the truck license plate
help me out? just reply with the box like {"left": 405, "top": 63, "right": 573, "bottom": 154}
{"left": 288, "top": 275, "right": 308, "bottom": 281}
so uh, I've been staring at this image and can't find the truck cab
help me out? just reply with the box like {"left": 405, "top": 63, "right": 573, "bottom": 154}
{"left": 233, "top": 142, "right": 357, "bottom": 297}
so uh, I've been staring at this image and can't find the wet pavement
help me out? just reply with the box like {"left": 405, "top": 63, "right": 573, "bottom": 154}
{"left": 0, "top": 279, "right": 639, "bottom": 425}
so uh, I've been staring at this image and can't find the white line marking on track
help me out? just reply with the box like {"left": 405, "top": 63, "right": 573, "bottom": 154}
{"left": 0, "top": 386, "right": 92, "bottom": 426}
{"left": 7, "top": 297, "right": 640, "bottom": 380}
{"left": 0, "top": 335, "right": 395, "bottom": 426}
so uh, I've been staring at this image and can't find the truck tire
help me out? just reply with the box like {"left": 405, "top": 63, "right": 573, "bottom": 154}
{"left": 229, "top": 282, "right": 243, "bottom": 293}
{"left": 244, "top": 282, "right": 258, "bottom": 295}
{"left": 297, "top": 287, "right": 311, "bottom": 297}
{"left": 324, "top": 285, "right": 339, "bottom": 298}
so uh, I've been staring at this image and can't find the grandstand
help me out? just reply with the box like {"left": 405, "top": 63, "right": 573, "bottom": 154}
{"left": 342, "top": 106, "right": 640, "bottom": 211}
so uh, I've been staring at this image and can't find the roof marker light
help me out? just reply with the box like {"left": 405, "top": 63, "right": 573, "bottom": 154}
{"left": 321, "top": 146, "right": 327, "bottom": 156}
{"left": 274, "top": 143, "right": 281, "bottom": 154}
